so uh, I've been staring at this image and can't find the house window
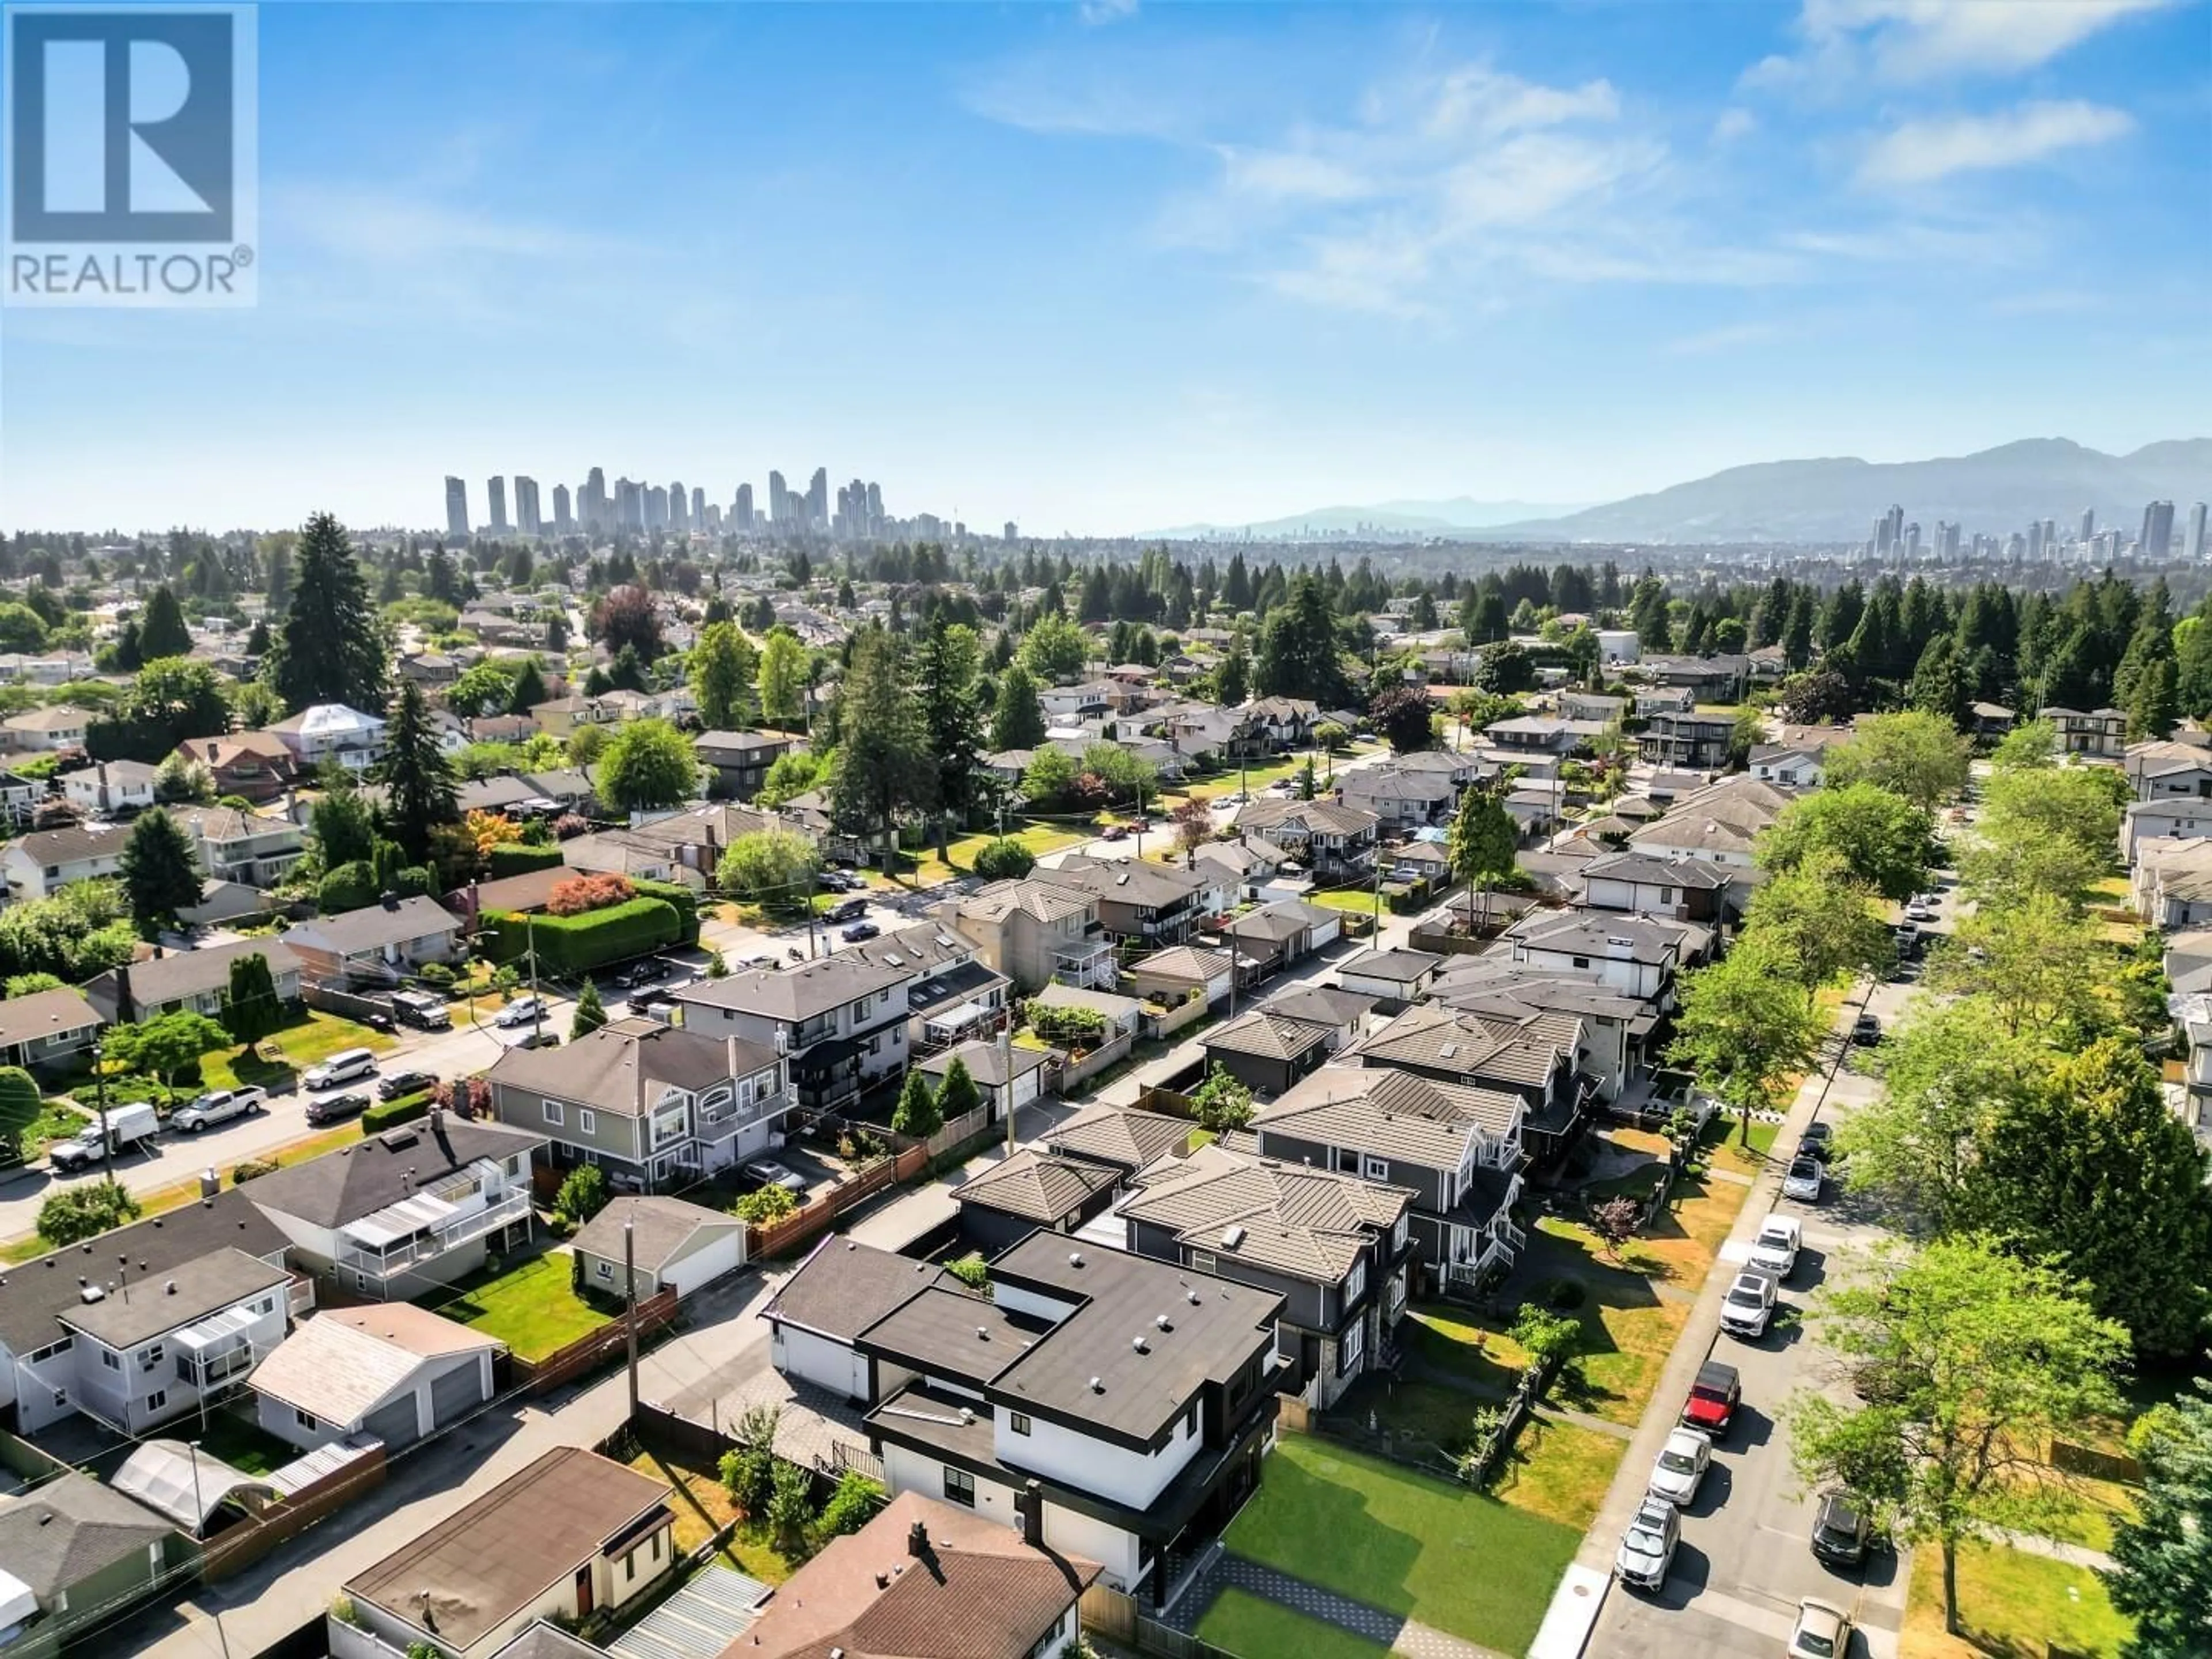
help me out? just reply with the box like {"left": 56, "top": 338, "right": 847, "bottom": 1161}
{"left": 578, "top": 1109, "right": 596, "bottom": 1135}
{"left": 1361, "top": 1156, "right": 1389, "bottom": 1182}
{"left": 252, "top": 1296, "right": 275, "bottom": 1316}
{"left": 1339, "top": 1318, "right": 1366, "bottom": 1376}
{"left": 1010, "top": 1412, "right": 1032, "bottom": 1436}
{"left": 626, "top": 1551, "right": 637, "bottom": 1583}
{"left": 1571, "top": 956, "right": 1590, "bottom": 969}
{"left": 145, "top": 1389, "right": 167, "bottom": 1413}
{"left": 296, "top": 1407, "right": 319, "bottom": 1430}
{"left": 1345, "top": 1259, "right": 1367, "bottom": 1304}
{"left": 140, "top": 1343, "right": 164, "bottom": 1368}
{"left": 596, "top": 1260, "right": 615, "bottom": 1282}
{"left": 1188, "top": 1249, "right": 1216, "bottom": 1275}
{"left": 1659, "top": 888, "right": 1675, "bottom": 904}
{"left": 1184, "top": 1401, "right": 1198, "bottom": 1437}
{"left": 543, "top": 1101, "right": 565, "bottom": 1126}
{"left": 943, "top": 1468, "right": 976, "bottom": 1508}
{"left": 101, "top": 1349, "right": 120, "bottom": 1372}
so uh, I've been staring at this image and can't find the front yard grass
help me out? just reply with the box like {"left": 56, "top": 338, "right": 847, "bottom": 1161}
{"left": 18, "top": 1101, "right": 88, "bottom": 1161}
{"left": 625, "top": 1446, "right": 797, "bottom": 1586}
{"left": 942, "top": 820, "right": 1092, "bottom": 873}
{"left": 418, "top": 1251, "right": 611, "bottom": 1361}
{"left": 1489, "top": 1416, "right": 1624, "bottom": 1532}
{"left": 1193, "top": 1588, "right": 1386, "bottom": 1659}
{"left": 1902, "top": 1540, "right": 2133, "bottom": 1658}
{"left": 1706, "top": 1115, "right": 1781, "bottom": 1174}
{"left": 1225, "top": 1435, "right": 1579, "bottom": 1658}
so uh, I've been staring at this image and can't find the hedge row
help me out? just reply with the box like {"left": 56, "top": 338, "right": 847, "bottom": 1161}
{"left": 487, "top": 842, "right": 565, "bottom": 878}
{"left": 482, "top": 896, "right": 683, "bottom": 975}
{"left": 631, "top": 877, "right": 701, "bottom": 944}
{"left": 361, "top": 1092, "right": 431, "bottom": 1133}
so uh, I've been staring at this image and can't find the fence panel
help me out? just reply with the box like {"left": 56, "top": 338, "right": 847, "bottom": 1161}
{"left": 2049, "top": 1439, "right": 2142, "bottom": 1485}
{"left": 512, "top": 1287, "right": 680, "bottom": 1396}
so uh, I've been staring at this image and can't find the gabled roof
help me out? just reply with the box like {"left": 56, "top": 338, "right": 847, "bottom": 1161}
{"left": 1201, "top": 1011, "right": 1331, "bottom": 1065}
{"left": 1255, "top": 1067, "right": 1524, "bottom": 1165}
{"left": 282, "top": 895, "right": 464, "bottom": 956}
{"left": 487, "top": 1018, "right": 775, "bottom": 1116}
{"left": 0, "top": 1474, "right": 173, "bottom": 1600}
{"left": 1353, "top": 1001, "right": 1580, "bottom": 1089}
{"left": 1119, "top": 1142, "right": 1412, "bottom": 1282}
{"left": 242, "top": 1118, "right": 544, "bottom": 1231}
{"left": 5, "top": 823, "right": 128, "bottom": 868}
{"left": 955, "top": 1149, "right": 1119, "bottom": 1225}
{"left": 569, "top": 1195, "right": 740, "bottom": 1272}
{"left": 916, "top": 1037, "right": 1050, "bottom": 1090}
{"left": 1046, "top": 1105, "right": 1194, "bottom": 1175}
{"left": 673, "top": 953, "right": 916, "bottom": 1022}
{"left": 251, "top": 1308, "right": 498, "bottom": 1427}
{"left": 1233, "top": 798, "right": 1379, "bottom": 838}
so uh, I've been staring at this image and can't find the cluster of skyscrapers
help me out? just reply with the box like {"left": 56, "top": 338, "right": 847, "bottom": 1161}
{"left": 1864, "top": 499, "right": 2207, "bottom": 565}
{"left": 440, "top": 465, "right": 909, "bottom": 543}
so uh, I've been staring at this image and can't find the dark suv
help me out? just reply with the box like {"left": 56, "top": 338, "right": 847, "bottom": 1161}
{"left": 1811, "top": 1490, "right": 1873, "bottom": 1566}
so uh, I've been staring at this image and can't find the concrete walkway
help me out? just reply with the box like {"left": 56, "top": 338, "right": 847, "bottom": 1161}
{"left": 1991, "top": 1528, "right": 2116, "bottom": 1571}
{"left": 1166, "top": 1555, "right": 1510, "bottom": 1659}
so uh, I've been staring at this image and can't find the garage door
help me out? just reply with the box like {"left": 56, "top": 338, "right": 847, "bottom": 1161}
{"left": 362, "top": 1393, "right": 420, "bottom": 1450}
{"left": 428, "top": 1356, "right": 486, "bottom": 1427}
{"left": 667, "top": 1230, "right": 744, "bottom": 1298}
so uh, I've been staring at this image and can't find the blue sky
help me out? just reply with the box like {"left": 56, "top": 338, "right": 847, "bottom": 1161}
{"left": 3, "top": 0, "right": 2206, "bottom": 536}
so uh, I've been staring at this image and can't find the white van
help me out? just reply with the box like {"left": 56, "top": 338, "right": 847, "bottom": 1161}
{"left": 304, "top": 1048, "right": 377, "bottom": 1091}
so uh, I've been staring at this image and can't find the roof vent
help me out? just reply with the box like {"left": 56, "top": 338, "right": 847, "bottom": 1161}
{"left": 975, "top": 1327, "right": 989, "bottom": 1341}
{"left": 165, "top": 1280, "right": 177, "bottom": 1295}
{"left": 1089, "top": 1376, "right": 1105, "bottom": 1393}
{"left": 1132, "top": 1335, "right": 1149, "bottom": 1353}
{"left": 79, "top": 1284, "right": 105, "bottom": 1304}
{"left": 1186, "top": 1288, "right": 1200, "bottom": 1305}
{"left": 959, "top": 1407, "right": 975, "bottom": 1425}
{"left": 1067, "top": 1251, "right": 1084, "bottom": 1268}
{"left": 1154, "top": 1313, "right": 1173, "bottom": 1331}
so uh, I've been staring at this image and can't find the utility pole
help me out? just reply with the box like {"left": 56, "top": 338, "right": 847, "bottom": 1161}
{"left": 624, "top": 1209, "right": 639, "bottom": 1421}
{"left": 93, "top": 1039, "right": 112, "bottom": 1192}
{"left": 527, "top": 915, "right": 543, "bottom": 1047}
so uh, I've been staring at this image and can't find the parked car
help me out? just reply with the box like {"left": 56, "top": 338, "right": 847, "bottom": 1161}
{"left": 377, "top": 1070, "right": 437, "bottom": 1102}
{"left": 1787, "top": 1598, "right": 1853, "bottom": 1659}
{"left": 744, "top": 1158, "right": 806, "bottom": 1195}
{"left": 1647, "top": 1427, "right": 1712, "bottom": 1506}
{"left": 303, "top": 1047, "right": 377, "bottom": 1091}
{"left": 1680, "top": 1358, "right": 1741, "bottom": 1437}
{"left": 389, "top": 988, "right": 452, "bottom": 1031}
{"left": 840, "top": 921, "right": 881, "bottom": 942}
{"left": 1100, "top": 824, "right": 1129, "bottom": 842}
{"left": 1613, "top": 1497, "right": 1680, "bottom": 1590}
{"left": 1783, "top": 1157, "right": 1825, "bottom": 1203}
{"left": 1721, "top": 1269, "right": 1778, "bottom": 1339}
{"left": 825, "top": 898, "right": 868, "bottom": 924}
{"left": 48, "top": 1101, "right": 160, "bottom": 1171}
{"left": 1850, "top": 1013, "right": 1883, "bottom": 1046}
{"left": 171, "top": 1087, "right": 266, "bottom": 1133}
{"left": 495, "top": 996, "right": 546, "bottom": 1029}
{"left": 613, "top": 957, "right": 668, "bottom": 990}
{"left": 1748, "top": 1214, "right": 1804, "bottom": 1280}
{"left": 1810, "top": 1490, "right": 1873, "bottom": 1566}
{"left": 1892, "top": 923, "right": 1921, "bottom": 958}
{"left": 1797, "top": 1122, "right": 1835, "bottom": 1162}
{"left": 304, "top": 1091, "right": 372, "bottom": 1126}
{"left": 1903, "top": 900, "right": 1934, "bottom": 922}
{"left": 510, "top": 1031, "right": 559, "bottom": 1050}
{"left": 627, "top": 987, "right": 676, "bottom": 1014}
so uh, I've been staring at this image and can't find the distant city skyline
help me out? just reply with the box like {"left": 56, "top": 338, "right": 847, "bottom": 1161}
{"left": 434, "top": 465, "right": 990, "bottom": 543}
{"left": 2, "top": 2, "right": 2206, "bottom": 533}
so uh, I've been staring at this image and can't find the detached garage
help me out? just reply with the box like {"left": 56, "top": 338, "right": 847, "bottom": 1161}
{"left": 571, "top": 1196, "right": 747, "bottom": 1302}
{"left": 764, "top": 1238, "right": 949, "bottom": 1404}
{"left": 249, "top": 1305, "right": 502, "bottom": 1453}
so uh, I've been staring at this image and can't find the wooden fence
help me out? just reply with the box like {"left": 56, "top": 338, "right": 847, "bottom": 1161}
{"left": 745, "top": 1147, "right": 928, "bottom": 1259}
{"left": 1079, "top": 1586, "right": 1238, "bottom": 1659}
{"left": 1055, "top": 1030, "right": 1137, "bottom": 1093}
{"left": 512, "top": 1287, "right": 680, "bottom": 1395}
{"left": 887, "top": 1103, "right": 993, "bottom": 1165}
{"left": 2050, "top": 1438, "right": 2143, "bottom": 1486}
{"left": 197, "top": 1442, "right": 389, "bottom": 1581}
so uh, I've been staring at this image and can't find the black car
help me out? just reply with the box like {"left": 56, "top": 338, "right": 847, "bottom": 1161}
{"left": 1798, "top": 1122, "right": 1835, "bottom": 1163}
{"left": 305, "top": 1092, "right": 371, "bottom": 1126}
{"left": 1811, "top": 1490, "right": 1873, "bottom": 1566}
{"left": 1850, "top": 1013, "right": 1883, "bottom": 1046}
{"left": 825, "top": 897, "right": 868, "bottom": 924}
{"left": 627, "top": 986, "right": 675, "bottom": 1014}
{"left": 613, "top": 957, "right": 668, "bottom": 990}
{"left": 377, "top": 1070, "right": 437, "bottom": 1101}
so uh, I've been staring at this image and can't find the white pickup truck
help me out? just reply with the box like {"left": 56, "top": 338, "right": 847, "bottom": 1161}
{"left": 171, "top": 1087, "right": 267, "bottom": 1133}
{"left": 48, "top": 1101, "right": 161, "bottom": 1172}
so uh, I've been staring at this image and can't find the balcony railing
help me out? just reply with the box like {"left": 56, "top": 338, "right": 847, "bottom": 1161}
{"left": 336, "top": 1188, "right": 531, "bottom": 1279}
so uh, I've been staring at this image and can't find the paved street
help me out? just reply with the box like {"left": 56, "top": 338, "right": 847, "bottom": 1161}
{"left": 1574, "top": 882, "right": 1957, "bottom": 1659}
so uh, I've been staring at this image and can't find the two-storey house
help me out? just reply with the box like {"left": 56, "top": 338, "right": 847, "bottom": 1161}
{"left": 771, "top": 1234, "right": 1285, "bottom": 1609}
{"left": 0, "top": 767, "right": 39, "bottom": 827}
{"left": 2043, "top": 706, "right": 2128, "bottom": 760}
{"left": 169, "top": 733, "right": 299, "bottom": 804}
{"left": 1339, "top": 763, "right": 1462, "bottom": 828}
{"left": 1049, "top": 857, "right": 1210, "bottom": 949}
{"left": 1352, "top": 1000, "right": 1592, "bottom": 1166}
{"left": 673, "top": 953, "right": 914, "bottom": 1112}
{"left": 243, "top": 1113, "right": 544, "bottom": 1301}
{"left": 268, "top": 703, "right": 387, "bottom": 772}
{"left": 845, "top": 919, "right": 1014, "bottom": 1051}
{"left": 2127, "top": 738, "right": 2212, "bottom": 801}
{"left": 692, "top": 730, "right": 791, "bottom": 801}
{"left": 166, "top": 805, "right": 307, "bottom": 889}
{"left": 1230, "top": 798, "right": 1380, "bottom": 883}
{"left": 0, "top": 822, "right": 129, "bottom": 902}
{"left": 62, "top": 760, "right": 158, "bottom": 817}
{"left": 1431, "top": 961, "right": 1650, "bottom": 1103}
{"left": 1638, "top": 710, "right": 1739, "bottom": 771}
{"left": 484, "top": 1017, "right": 787, "bottom": 1190}
{"left": 1503, "top": 908, "right": 1696, "bottom": 1002}
{"left": 0, "top": 1190, "right": 299, "bottom": 1436}
{"left": 1253, "top": 1067, "right": 1527, "bottom": 1296}
{"left": 939, "top": 878, "right": 1114, "bottom": 994}
{"left": 1115, "top": 1142, "right": 1412, "bottom": 1409}
{"left": 1578, "top": 850, "right": 1732, "bottom": 923}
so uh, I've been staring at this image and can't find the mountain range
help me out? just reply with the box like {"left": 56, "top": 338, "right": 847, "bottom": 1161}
{"left": 1143, "top": 498, "right": 1591, "bottom": 539}
{"left": 1153, "top": 440, "right": 2212, "bottom": 546}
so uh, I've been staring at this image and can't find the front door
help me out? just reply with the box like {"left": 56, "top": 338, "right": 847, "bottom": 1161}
{"left": 574, "top": 1565, "right": 594, "bottom": 1618}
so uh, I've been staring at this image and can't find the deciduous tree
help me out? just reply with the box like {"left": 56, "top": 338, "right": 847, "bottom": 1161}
{"left": 1447, "top": 783, "right": 1517, "bottom": 935}
{"left": 1757, "top": 782, "right": 1930, "bottom": 902}
{"left": 756, "top": 627, "right": 810, "bottom": 729}
{"left": 690, "top": 620, "right": 756, "bottom": 730}
{"left": 1821, "top": 711, "right": 1972, "bottom": 813}
{"left": 596, "top": 717, "right": 699, "bottom": 813}
{"left": 1666, "top": 932, "right": 1828, "bottom": 1142}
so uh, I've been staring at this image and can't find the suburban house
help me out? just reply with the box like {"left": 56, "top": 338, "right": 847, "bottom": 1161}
{"left": 846, "top": 1234, "right": 1286, "bottom": 1609}
{"left": 0, "top": 1475, "right": 180, "bottom": 1659}
{"left": 0, "top": 822, "right": 130, "bottom": 903}
{"left": 248, "top": 1304, "right": 503, "bottom": 1453}
{"left": 1637, "top": 710, "right": 1739, "bottom": 771}
{"left": 1749, "top": 740, "right": 1836, "bottom": 790}
{"left": 336, "top": 1446, "right": 676, "bottom": 1659}
{"left": 2127, "top": 738, "right": 2212, "bottom": 800}
{"left": 1191, "top": 840, "right": 1285, "bottom": 904}
{"left": 1255, "top": 984, "right": 1377, "bottom": 1054}
{"left": 1114, "top": 1141, "right": 1414, "bottom": 1410}
{"left": 1340, "top": 765, "right": 1461, "bottom": 828}
{"left": 2, "top": 706, "right": 90, "bottom": 751}
{"left": 1215, "top": 898, "right": 1341, "bottom": 977}
{"left": 846, "top": 919, "right": 1013, "bottom": 1052}
{"left": 165, "top": 805, "right": 308, "bottom": 889}
{"left": 1049, "top": 858, "right": 1210, "bottom": 950}
{"left": 2133, "top": 838, "right": 2212, "bottom": 929}
{"left": 917, "top": 1038, "right": 1051, "bottom": 1121}
{"left": 169, "top": 734, "right": 300, "bottom": 804}
{"left": 1198, "top": 1012, "right": 1332, "bottom": 1097}
{"left": 1431, "top": 962, "right": 1651, "bottom": 1103}
{"left": 1045, "top": 1104, "right": 1195, "bottom": 1181}
{"left": 1247, "top": 695, "right": 1321, "bottom": 749}
{"left": 243, "top": 1114, "right": 545, "bottom": 1301}
{"left": 281, "top": 895, "right": 467, "bottom": 989}
{"left": 62, "top": 760, "right": 158, "bottom": 816}
{"left": 1578, "top": 850, "right": 1732, "bottom": 922}
{"left": 764, "top": 1238, "right": 955, "bottom": 1404}
{"left": 0, "top": 987, "right": 101, "bottom": 1071}
{"left": 486, "top": 1018, "right": 789, "bottom": 1191}
{"left": 0, "top": 767, "right": 39, "bottom": 827}
{"left": 86, "top": 940, "right": 304, "bottom": 1026}
{"left": 672, "top": 954, "right": 915, "bottom": 1113}
{"left": 938, "top": 879, "right": 1115, "bottom": 994}
{"left": 2125, "top": 799, "right": 2212, "bottom": 864}
{"left": 955, "top": 1149, "right": 1123, "bottom": 1254}
{"left": 1354, "top": 1001, "right": 1592, "bottom": 1165}
{"left": 727, "top": 1490, "right": 1098, "bottom": 1659}
{"left": 692, "top": 730, "right": 791, "bottom": 801}
{"left": 1126, "top": 944, "right": 1233, "bottom": 1010}
{"left": 268, "top": 703, "right": 388, "bottom": 772}
{"left": 1506, "top": 908, "right": 1705, "bottom": 998}
{"left": 569, "top": 1195, "right": 747, "bottom": 1302}
{"left": 2043, "top": 706, "right": 2128, "bottom": 760}
{"left": 1634, "top": 653, "right": 1749, "bottom": 703}
{"left": 1231, "top": 799, "right": 1380, "bottom": 883}
{"left": 1253, "top": 1067, "right": 1527, "bottom": 1294}
{"left": 0, "top": 1190, "right": 298, "bottom": 1437}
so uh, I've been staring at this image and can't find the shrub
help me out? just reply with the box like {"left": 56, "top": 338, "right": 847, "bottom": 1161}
{"left": 482, "top": 896, "right": 681, "bottom": 975}
{"left": 945, "top": 1253, "right": 989, "bottom": 1291}
{"left": 736, "top": 1183, "right": 798, "bottom": 1225}
{"left": 433, "top": 1076, "right": 484, "bottom": 1117}
{"left": 360, "top": 1093, "right": 431, "bottom": 1133}
{"left": 631, "top": 877, "right": 701, "bottom": 943}
{"left": 487, "top": 842, "right": 564, "bottom": 878}
{"left": 556, "top": 1163, "right": 610, "bottom": 1224}
{"left": 767, "top": 1461, "right": 817, "bottom": 1558}
{"left": 1541, "top": 1277, "right": 1586, "bottom": 1311}
{"left": 552, "top": 813, "right": 590, "bottom": 840}
{"left": 416, "top": 961, "right": 456, "bottom": 990}
{"left": 1509, "top": 1305, "right": 1583, "bottom": 1373}
{"left": 1025, "top": 1000, "right": 1108, "bottom": 1048}
{"left": 1189, "top": 1065, "right": 1255, "bottom": 1134}
{"left": 815, "top": 1471, "right": 882, "bottom": 1543}
{"left": 970, "top": 837, "right": 1036, "bottom": 881}
{"left": 547, "top": 872, "right": 635, "bottom": 916}
{"left": 230, "top": 1157, "right": 279, "bottom": 1184}
{"left": 1588, "top": 1195, "right": 1642, "bottom": 1261}
{"left": 37, "top": 1183, "right": 142, "bottom": 1247}
{"left": 318, "top": 861, "right": 376, "bottom": 914}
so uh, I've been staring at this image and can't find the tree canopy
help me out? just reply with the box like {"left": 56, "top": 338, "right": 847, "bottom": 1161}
{"left": 1757, "top": 782, "right": 1931, "bottom": 902}
{"left": 596, "top": 718, "right": 699, "bottom": 813}
{"left": 271, "top": 512, "right": 387, "bottom": 714}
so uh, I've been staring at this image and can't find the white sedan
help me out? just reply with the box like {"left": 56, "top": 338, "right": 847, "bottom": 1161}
{"left": 495, "top": 996, "right": 547, "bottom": 1029}
{"left": 1783, "top": 1157, "right": 1825, "bottom": 1202}
{"left": 1647, "top": 1427, "right": 1712, "bottom": 1506}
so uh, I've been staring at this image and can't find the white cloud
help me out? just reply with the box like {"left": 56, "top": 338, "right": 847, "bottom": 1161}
{"left": 1712, "top": 108, "right": 1758, "bottom": 143}
{"left": 1665, "top": 320, "right": 1785, "bottom": 355}
{"left": 1751, "top": 0, "right": 2173, "bottom": 89}
{"left": 1857, "top": 100, "right": 2134, "bottom": 186}
{"left": 1214, "top": 146, "right": 1375, "bottom": 204}
{"left": 1079, "top": 0, "right": 1138, "bottom": 24}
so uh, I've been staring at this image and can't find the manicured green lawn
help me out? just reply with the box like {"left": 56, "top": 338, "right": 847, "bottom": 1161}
{"left": 942, "top": 820, "right": 1090, "bottom": 872}
{"left": 1490, "top": 1416, "right": 1624, "bottom": 1532}
{"left": 1309, "top": 888, "right": 1389, "bottom": 916}
{"left": 1193, "top": 1588, "right": 1387, "bottom": 1659}
{"left": 1904, "top": 1540, "right": 2134, "bottom": 1658}
{"left": 1226, "top": 1435, "right": 1580, "bottom": 1657}
{"left": 418, "top": 1252, "right": 612, "bottom": 1360}
{"left": 195, "top": 1412, "right": 298, "bottom": 1476}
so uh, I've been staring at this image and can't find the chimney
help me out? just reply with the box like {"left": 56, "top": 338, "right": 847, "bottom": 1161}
{"left": 906, "top": 1519, "right": 929, "bottom": 1559}
{"left": 1020, "top": 1480, "right": 1044, "bottom": 1548}
{"left": 428, "top": 1101, "right": 444, "bottom": 1134}
{"left": 115, "top": 961, "right": 137, "bottom": 1024}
